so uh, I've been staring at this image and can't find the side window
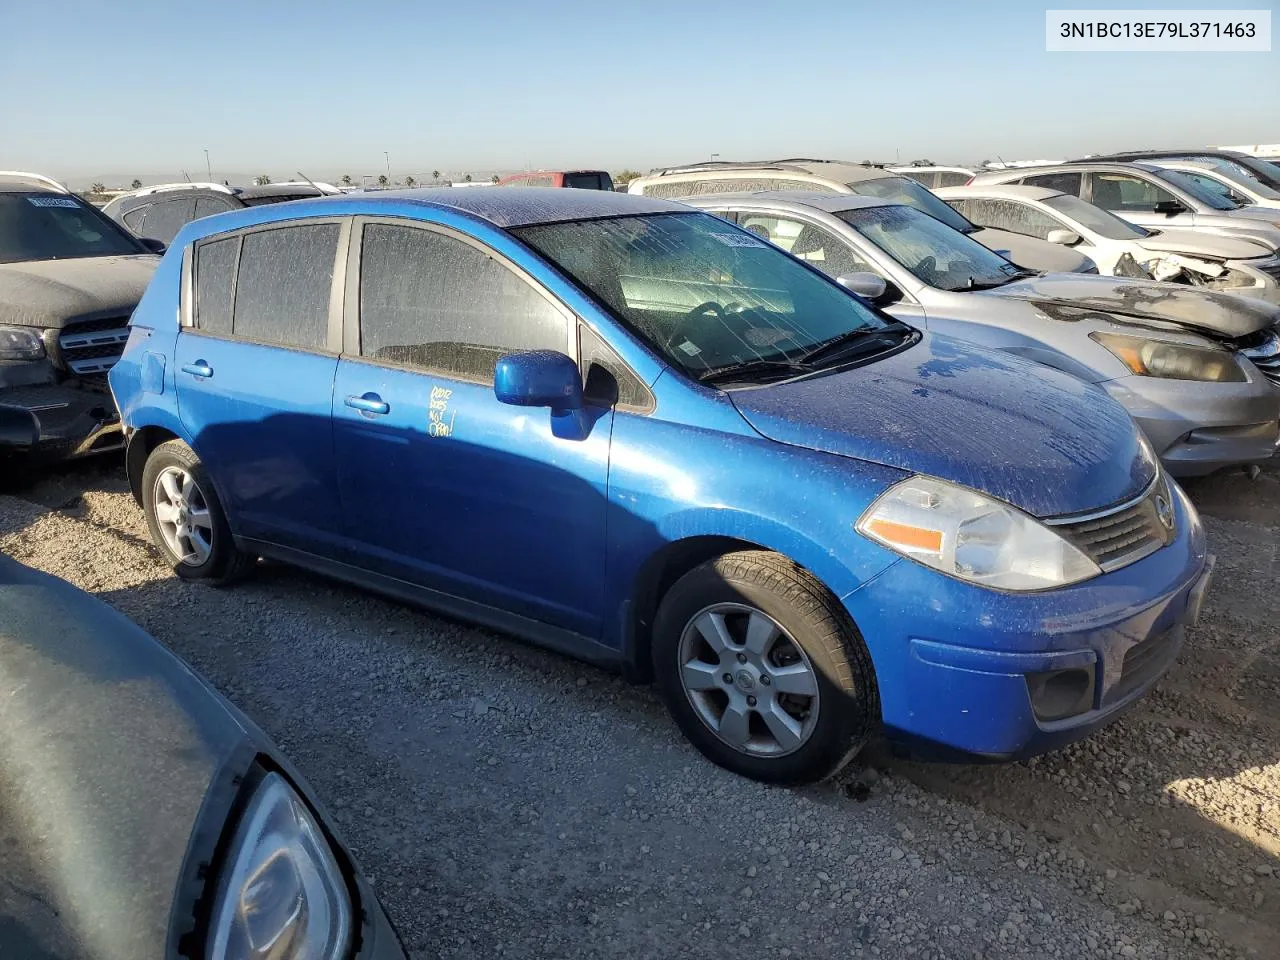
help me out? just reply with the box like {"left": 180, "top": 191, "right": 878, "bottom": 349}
{"left": 137, "top": 198, "right": 197, "bottom": 243}
{"left": 232, "top": 223, "right": 339, "bottom": 350}
{"left": 194, "top": 236, "right": 240, "bottom": 335}
{"left": 738, "top": 215, "right": 874, "bottom": 279}
{"left": 122, "top": 204, "right": 151, "bottom": 232}
{"left": 357, "top": 223, "right": 568, "bottom": 382}
{"left": 194, "top": 196, "right": 235, "bottom": 219}
{"left": 578, "top": 322, "right": 652, "bottom": 411}
{"left": 955, "top": 199, "right": 1063, "bottom": 240}
{"left": 1020, "top": 172, "right": 1083, "bottom": 196}
{"left": 898, "top": 171, "right": 935, "bottom": 187}
{"left": 936, "top": 171, "right": 971, "bottom": 187}
{"left": 1087, "top": 173, "right": 1175, "bottom": 213}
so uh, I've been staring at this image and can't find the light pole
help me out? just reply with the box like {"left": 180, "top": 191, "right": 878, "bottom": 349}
{"left": 711, "top": 153, "right": 720, "bottom": 162}
{"left": 204, "top": 149, "right": 211, "bottom": 181}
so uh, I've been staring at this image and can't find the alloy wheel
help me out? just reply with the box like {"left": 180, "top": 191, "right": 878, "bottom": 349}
{"left": 152, "top": 465, "right": 214, "bottom": 566}
{"left": 677, "top": 602, "right": 820, "bottom": 757}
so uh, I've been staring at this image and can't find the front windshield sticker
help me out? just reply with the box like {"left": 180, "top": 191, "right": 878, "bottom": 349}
{"left": 677, "top": 340, "right": 702, "bottom": 356}
{"left": 708, "top": 232, "right": 764, "bottom": 248}
{"left": 27, "top": 196, "right": 81, "bottom": 208}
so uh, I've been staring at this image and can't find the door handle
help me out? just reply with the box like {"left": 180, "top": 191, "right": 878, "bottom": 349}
{"left": 345, "top": 392, "right": 390, "bottom": 415}
{"left": 181, "top": 361, "right": 213, "bottom": 378}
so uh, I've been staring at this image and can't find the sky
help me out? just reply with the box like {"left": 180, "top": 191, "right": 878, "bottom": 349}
{"left": 2, "top": 0, "right": 1276, "bottom": 184}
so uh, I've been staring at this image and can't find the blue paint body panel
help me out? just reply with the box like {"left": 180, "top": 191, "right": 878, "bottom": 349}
{"left": 109, "top": 189, "right": 1208, "bottom": 761}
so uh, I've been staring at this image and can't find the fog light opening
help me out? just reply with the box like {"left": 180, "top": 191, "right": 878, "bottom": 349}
{"left": 1026, "top": 667, "right": 1095, "bottom": 722}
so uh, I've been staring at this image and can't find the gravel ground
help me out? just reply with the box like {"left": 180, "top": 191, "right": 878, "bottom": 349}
{"left": 2, "top": 457, "right": 1277, "bottom": 959}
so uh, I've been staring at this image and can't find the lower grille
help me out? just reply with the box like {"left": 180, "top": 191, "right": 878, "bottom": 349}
{"left": 1049, "top": 475, "right": 1176, "bottom": 573}
{"left": 1234, "top": 327, "right": 1280, "bottom": 387}
{"left": 57, "top": 317, "right": 130, "bottom": 376}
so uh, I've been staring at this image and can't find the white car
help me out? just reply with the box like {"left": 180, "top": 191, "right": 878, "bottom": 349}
{"left": 938, "top": 183, "right": 1280, "bottom": 304}
{"left": 1151, "top": 159, "right": 1280, "bottom": 211}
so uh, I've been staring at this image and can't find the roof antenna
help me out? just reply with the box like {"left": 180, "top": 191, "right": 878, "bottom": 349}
{"left": 296, "top": 170, "right": 323, "bottom": 191}
{"left": 181, "top": 170, "right": 191, "bottom": 182}
{"left": 995, "top": 154, "right": 1007, "bottom": 169}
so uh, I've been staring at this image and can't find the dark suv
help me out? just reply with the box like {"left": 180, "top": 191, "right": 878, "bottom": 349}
{"left": 103, "top": 181, "right": 342, "bottom": 245}
{"left": 0, "top": 172, "right": 160, "bottom": 467}
{"left": 1070, "top": 150, "right": 1280, "bottom": 193}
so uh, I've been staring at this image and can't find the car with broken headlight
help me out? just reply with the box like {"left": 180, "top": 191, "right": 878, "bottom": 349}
{"left": 0, "top": 172, "right": 160, "bottom": 467}
{"left": 937, "top": 183, "right": 1280, "bottom": 303}
{"left": 0, "top": 553, "right": 406, "bottom": 960}
{"left": 111, "top": 187, "right": 1213, "bottom": 784}
{"left": 969, "top": 162, "right": 1280, "bottom": 252}
{"left": 684, "top": 191, "right": 1280, "bottom": 476}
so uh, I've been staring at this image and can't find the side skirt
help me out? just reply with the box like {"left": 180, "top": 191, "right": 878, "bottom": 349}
{"left": 236, "top": 537, "right": 624, "bottom": 671}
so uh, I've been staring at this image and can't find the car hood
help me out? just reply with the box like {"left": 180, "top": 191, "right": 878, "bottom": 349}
{"left": 1135, "top": 227, "right": 1272, "bottom": 260}
{"left": 970, "top": 226, "right": 1095, "bottom": 273}
{"left": 0, "top": 255, "right": 158, "bottom": 329}
{"left": 981, "top": 273, "right": 1280, "bottom": 339}
{"left": 0, "top": 556, "right": 247, "bottom": 960}
{"left": 729, "top": 334, "right": 1154, "bottom": 518}
{"left": 1223, "top": 205, "right": 1280, "bottom": 226}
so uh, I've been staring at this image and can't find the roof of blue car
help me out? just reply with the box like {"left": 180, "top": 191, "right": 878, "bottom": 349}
{"left": 324, "top": 187, "right": 686, "bottom": 228}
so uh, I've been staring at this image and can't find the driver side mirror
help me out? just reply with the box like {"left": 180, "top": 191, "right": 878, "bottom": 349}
{"left": 837, "top": 272, "right": 901, "bottom": 307}
{"left": 1152, "top": 200, "right": 1186, "bottom": 216}
{"left": 494, "top": 350, "right": 583, "bottom": 410}
{"left": 1046, "top": 229, "right": 1081, "bottom": 246}
{"left": 139, "top": 237, "right": 167, "bottom": 254}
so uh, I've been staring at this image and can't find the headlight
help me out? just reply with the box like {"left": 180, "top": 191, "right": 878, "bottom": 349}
{"left": 856, "top": 476, "right": 1101, "bottom": 591}
{"left": 0, "top": 325, "right": 46, "bottom": 361}
{"left": 1090, "top": 331, "right": 1247, "bottom": 382}
{"left": 208, "top": 772, "right": 352, "bottom": 960}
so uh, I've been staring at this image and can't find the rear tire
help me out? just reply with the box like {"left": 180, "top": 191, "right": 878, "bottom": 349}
{"left": 652, "top": 550, "right": 878, "bottom": 784}
{"left": 141, "top": 440, "right": 253, "bottom": 585}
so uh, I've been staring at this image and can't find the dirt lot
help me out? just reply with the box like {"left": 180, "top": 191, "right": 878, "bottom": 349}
{"left": 2, "top": 458, "right": 1277, "bottom": 959}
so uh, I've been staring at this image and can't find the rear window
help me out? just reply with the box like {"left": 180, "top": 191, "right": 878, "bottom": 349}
{"left": 136, "top": 198, "right": 197, "bottom": 243}
{"left": 231, "top": 224, "right": 339, "bottom": 350}
{"left": 851, "top": 177, "right": 972, "bottom": 233}
{"left": 563, "top": 172, "right": 614, "bottom": 191}
{"left": 1020, "top": 172, "right": 1083, "bottom": 196}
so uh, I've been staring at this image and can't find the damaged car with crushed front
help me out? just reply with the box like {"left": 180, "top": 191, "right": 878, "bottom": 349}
{"left": 0, "top": 173, "right": 160, "bottom": 467}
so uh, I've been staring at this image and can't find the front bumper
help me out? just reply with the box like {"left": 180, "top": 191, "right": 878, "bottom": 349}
{"left": 843, "top": 483, "right": 1210, "bottom": 760}
{"left": 0, "top": 382, "right": 122, "bottom": 461}
{"left": 1101, "top": 372, "right": 1280, "bottom": 476}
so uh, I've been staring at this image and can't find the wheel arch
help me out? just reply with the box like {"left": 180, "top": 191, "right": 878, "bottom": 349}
{"left": 125, "top": 425, "right": 186, "bottom": 505}
{"left": 620, "top": 532, "right": 861, "bottom": 685}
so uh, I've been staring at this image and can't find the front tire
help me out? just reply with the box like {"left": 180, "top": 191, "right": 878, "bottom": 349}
{"left": 652, "top": 551, "right": 878, "bottom": 784}
{"left": 141, "top": 440, "right": 253, "bottom": 585}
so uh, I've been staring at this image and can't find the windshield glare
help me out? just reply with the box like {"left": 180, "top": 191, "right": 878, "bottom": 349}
{"left": 0, "top": 194, "right": 143, "bottom": 264}
{"left": 851, "top": 176, "right": 975, "bottom": 233}
{"left": 1042, "top": 194, "right": 1148, "bottom": 240}
{"left": 838, "top": 205, "right": 1023, "bottom": 292}
{"left": 1153, "top": 169, "right": 1239, "bottom": 210}
{"left": 513, "top": 212, "right": 896, "bottom": 377}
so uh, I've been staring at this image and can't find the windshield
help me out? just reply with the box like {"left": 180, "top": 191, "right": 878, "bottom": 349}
{"left": 851, "top": 176, "right": 975, "bottom": 233}
{"left": 0, "top": 194, "right": 144, "bottom": 264}
{"left": 1152, "top": 169, "right": 1240, "bottom": 210}
{"left": 1042, "top": 193, "right": 1149, "bottom": 240}
{"left": 1190, "top": 167, "right": 1280, "bottom": 201}
{"left": 837, "top": 204, "right": 1024, "bottom": 292}
{"left": 513, "top": 212, "right": 900, "bottom": 378}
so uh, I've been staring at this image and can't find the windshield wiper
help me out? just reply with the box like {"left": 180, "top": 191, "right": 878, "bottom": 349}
{"left": 695, "top": 358, "right": 814, "bottom": 385}
{"left": 961, "top": 270, "right": 1037, "bottom": 291}
{"left": 799, "top": 324, "right": 911, "bottom": 366}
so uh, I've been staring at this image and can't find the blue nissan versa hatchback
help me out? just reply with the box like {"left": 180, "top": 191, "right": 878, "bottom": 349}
{"left": 110, "top": 189, "right": 1213, "bottom": 784}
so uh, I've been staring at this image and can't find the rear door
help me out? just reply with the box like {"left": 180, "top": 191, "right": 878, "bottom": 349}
{"left": 175, "top": 219, "right": 347, "bottom": 554}
{"left": 332, "top": 217, "right": 612, "bottom": 635}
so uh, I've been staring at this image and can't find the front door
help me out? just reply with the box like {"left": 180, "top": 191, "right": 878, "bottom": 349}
{"left": 175, "top": 221, "right": 346, "bottom": 553}
{"left": 332, "top": 219, "right": 611, "bottom": 636}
